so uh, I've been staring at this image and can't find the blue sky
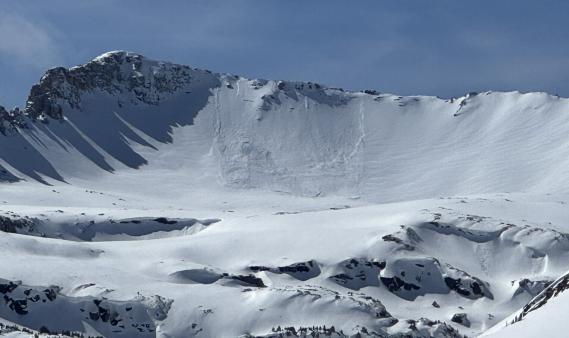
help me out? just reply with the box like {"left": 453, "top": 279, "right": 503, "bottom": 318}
{"left": 1, "top": 0, "right": 568, "bottom": 108}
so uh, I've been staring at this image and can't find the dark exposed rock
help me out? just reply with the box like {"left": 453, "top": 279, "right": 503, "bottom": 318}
{"left": 25, "top": 51, "right": 196, "bottom": 120}
{"left": 444, "top": 277, "right": 474, "bottom": 297}
{"left": 230, "top": 275, "right": 266, "bottom": 288}
{"left": 382, "top": 234, "right": 404, "bottom": 244}
{"left": 0, "top": 276, "right": 170, "bottom": 335}
{"left": 43, "top": 288, "right": 58, "bottom": 301}
{"left": 0, "top": 281, "right": 18, "bottom": 294}
{"left": 249, "top": 266, "right": 271, "bottom": 272}
{"left": 0, "top": 106, "right": 27, "bottom": 136}
{"left": 513, "top": 271, "right": 569, "bottom": 324}
{"left": 250, "top": 260, "right": 321, "bottom": 281}
{"left": 443, "top": 265, "right": 493, "bottom": 300}
{"left": 0, "top": 216, "right": 37, "bottom": 234}
{"left": 153, "top": 217, "right": 177, "bottom": 224}
{"left": 329, "top": 258, "right": 386, "bottom": 290}
{"left": 381, "top": 226, "right": 421, "bottom": 251}
{"left": 513, "top": 278, "right": 552, "bottom": 298}
{"left": 381, "top": 276, "right": 421, "bottom": 292}
{"left": 261, "top": 80, "right": 352, "bottom": 112}
{"left": 451, "top": 313, "right": 470, "bottom": 327}
{"left": 377, "top": 257, "right": 492, "bottom": 301}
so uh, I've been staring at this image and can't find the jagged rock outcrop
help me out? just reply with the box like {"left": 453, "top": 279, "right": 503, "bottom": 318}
{"left": 0, "top": 277, "right": 171, "bottom": 337}
{"left": 512, "top": 271, "right": 569, "bottom": 324}
{"left": 0, "top": 106, "right": 26, "bottom": 136}
{"left": 450, "top": 313, "right": 470, "bottom": 327}
{"left": 0, "top": 215, "right": 37, "bottom": 233}
{"left": 378, "top": 257, "right": 492, "bottom": 301}
{"left": 329, "top": 258, "right": 386, "bottom": 290}
{"left": 25, "top": 51, "right": 198, "bottom": 120}
{"left": 249, "top": 260, "right": 321, "bottom": 281}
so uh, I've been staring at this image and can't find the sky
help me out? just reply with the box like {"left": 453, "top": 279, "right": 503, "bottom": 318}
{"left": 1, "top": 0, "right": 569, "bottom": 108}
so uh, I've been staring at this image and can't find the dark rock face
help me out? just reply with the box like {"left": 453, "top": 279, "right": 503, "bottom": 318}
{"left": 407, "top": 318, "right": 466, "bottom": 338}
{"left": 0, "top": 216, "right": 36, "bottom": 233}
{"left": 443, "top": 264, "right": 493, "bottom": 300}
{"left": 326, "top": 254, "right": 491, "bottom": 303}
{"left": 444, "top": 276, "right": 484, "bottom": 298}
{"left": 513, "top": 271, "right": 569, "bottom": 324}
{"left": 89, "top": 299, "right": 122, "bottom": 326}
{"left": 259, "top": 80, "right": 351, "bottom": 112}
{"left": 0, "top": 281, "right": 19, "bottom": 295}
{"left": 26, "top": 67, "right": 68, "bottom": 120}
{"left": 380, "top": 276, "right": 420, "bottom": 293}
{"left": 377, "top": 257, "right": 492, "bottom": 301}
{"left": 250, "top": 260, "right": 321, "bottom": 281}
{"left": 0, "top": 106, "right": 27, "bottom": 136}
{"left": 153, "top": 217, "right": 178, "bottom": 224}
{"left": 329, "top": 258, "right": 386, "bottom": 290}
{"left": 170, "top": 268, "right": 268, "bottom": 288}
{"left": 513, "top": 278, "right": 552, "bottom": 298}
{"left": 0, "top": 280, "right": 59, "bottom": 316}
{"left": 381, "top": 226, "right": 422, "bottom": 251}
{"left": 451, "top": 313, "right": 470, "bottom": 327}
{"left": 230, "top": 275, "right": 266, "bottom": 288}
{"left": 25, "top": 51, "right": 196, "bottom": 120}
{"left": 0, "top": 277, "right": 171, "bottom": 337}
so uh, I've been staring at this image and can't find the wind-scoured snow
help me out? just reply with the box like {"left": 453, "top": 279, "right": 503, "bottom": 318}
{"left": 0, "top": 51, "right": 568, "bottom": 337}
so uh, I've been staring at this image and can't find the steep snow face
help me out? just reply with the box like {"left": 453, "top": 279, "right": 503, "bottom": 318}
{"left": 482, "top": 270, "right": 569, "bottom": 338}
{"left": 0, "top": 51, "right": 221, "bottom": 184}
{"left": 1, "top": 51, "right": 569, "bottom": 200}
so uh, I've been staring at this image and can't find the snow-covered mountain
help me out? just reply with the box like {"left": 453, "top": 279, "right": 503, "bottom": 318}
{"left": 1, "top": 51, "right": 568, "bottom": 337}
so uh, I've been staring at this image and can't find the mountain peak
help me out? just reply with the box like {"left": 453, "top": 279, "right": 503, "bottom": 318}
{"left": 25, "top": 51, "right": 201, "bottom": 120}
{"left": 88, "top": 50, "right": 166, "bottom": 69}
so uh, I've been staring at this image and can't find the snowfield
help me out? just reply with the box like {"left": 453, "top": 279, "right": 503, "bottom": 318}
{"left": 1, "top": 51, "right": 568, "bottom": 337}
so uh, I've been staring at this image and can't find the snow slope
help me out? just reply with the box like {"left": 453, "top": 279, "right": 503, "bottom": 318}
{"left": 482, "top": 269, "right": 569, "bottom": 337}
{"left": 2, "top": 51, "right": 569, "bottom": 200}
{"left": 1, "top": 51, "right": 568, "bottom": 337}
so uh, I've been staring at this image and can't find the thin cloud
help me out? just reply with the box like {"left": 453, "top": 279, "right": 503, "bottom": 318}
{"left": 0, "top": 14, "right": 62, "bottom": 70}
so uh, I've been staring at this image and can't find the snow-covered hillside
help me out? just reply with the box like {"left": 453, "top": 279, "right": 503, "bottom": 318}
{"left": 1, "top": 51, "right": 568, "bottom": 337}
